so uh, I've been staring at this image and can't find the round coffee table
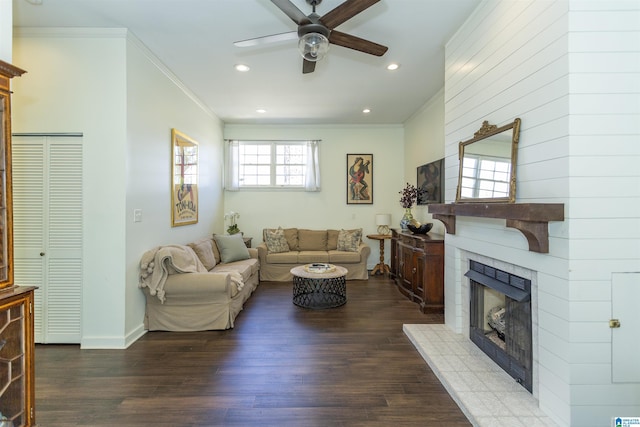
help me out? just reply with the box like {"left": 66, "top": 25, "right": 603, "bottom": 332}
{"left": 290, "top": 264, "right": 348, "bottom": 309}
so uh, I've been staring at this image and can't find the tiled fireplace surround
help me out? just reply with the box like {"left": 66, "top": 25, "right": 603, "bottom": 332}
{"left": 404, "top": 251, "right": 560, "bottom": 427}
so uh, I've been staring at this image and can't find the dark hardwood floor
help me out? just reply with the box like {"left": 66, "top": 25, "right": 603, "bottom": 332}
{"left": 35, "top": 276, "right": 471, "bottom": 426}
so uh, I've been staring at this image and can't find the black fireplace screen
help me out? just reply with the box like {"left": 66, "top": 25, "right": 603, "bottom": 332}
{"left": 467, "top": 260, "right": 533, "bottom": 392}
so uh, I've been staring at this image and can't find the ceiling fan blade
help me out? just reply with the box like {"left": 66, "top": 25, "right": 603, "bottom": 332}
{"left": 329, "top": 30, "right": 388, "bottom": 56}
{"left": 321, "top": 0, "right": 380, "bottom": 29}
{"left": 302, "top": 59, "right": 316, "bottom": 74}
{"left": 270, "top": 0, "right": 311, "bottom": 25}
{"left": 234, "top": 31, "right": 298, "bottom": 48}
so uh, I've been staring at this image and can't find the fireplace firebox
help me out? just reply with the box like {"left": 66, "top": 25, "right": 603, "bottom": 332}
{"left": 466, "top": 260, "right": 533, "bottom": 392}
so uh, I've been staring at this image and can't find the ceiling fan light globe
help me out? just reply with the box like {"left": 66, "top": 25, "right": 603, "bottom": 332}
{"left": 299, "top": 32, "right": 329, "bottom": 62}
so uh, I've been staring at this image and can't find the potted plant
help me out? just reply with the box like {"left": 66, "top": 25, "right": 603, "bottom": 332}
{"left": 224, "top": 211, "right": 240, "bottom": 235}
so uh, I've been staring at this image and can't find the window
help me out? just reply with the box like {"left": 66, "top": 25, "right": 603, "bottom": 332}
{"left": 460, "top": 155, "right": 510, "bottom": 199}
{"left": 225, "top": 140, "right": 320, "bottom": 191}
{"left": 239, "top": 142, "right": 305, "bottom": 187}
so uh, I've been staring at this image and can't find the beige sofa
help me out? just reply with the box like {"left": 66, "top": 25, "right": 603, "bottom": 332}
{"left": 139, "top": 234, "right": 259, "bottom": 331}
{"left": 256, "top": 228, "right": 370, "bottom": 281}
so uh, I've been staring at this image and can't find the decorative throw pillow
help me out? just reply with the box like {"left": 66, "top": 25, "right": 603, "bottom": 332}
{"left": 211, "top": 234, "right": 222, "bottom": 261}
{"left": 265, "top": 227, "right": 290, "bottom": 254}
{"left": 298, "top": 229, "right": 328, "bottom": 251}
{"left": 283, "top": 228, "right": 299, "bottom": 251}
{"left": 336, "top": 228, "right": 362, "bottom": 252}
{"left": 213, "top": 234, "right": 250, "bottom": 263}
{"left": 187, "top": 238, "right": 217, "bottom": 271}
{"left": 326, "top": 229, "right": 340, "bottom": 250}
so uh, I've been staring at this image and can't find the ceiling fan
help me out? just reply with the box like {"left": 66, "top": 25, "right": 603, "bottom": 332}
{"left": 234, "top": 0, "right": 388, "bottom": 74}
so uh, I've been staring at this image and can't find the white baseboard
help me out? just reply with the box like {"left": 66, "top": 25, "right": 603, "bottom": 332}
{"left": 80, "top": 324, "right": 147, "bottom": 349}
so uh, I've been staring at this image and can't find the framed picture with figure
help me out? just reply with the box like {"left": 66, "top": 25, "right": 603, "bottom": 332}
{"left": 417, "top": 158, "right": 444, "bottom": 204}
{"left": 171, "top": 129, "right": 199, "bottom": 226}
{"left": 346, "top": 154, "right": 373, "bottom": 204}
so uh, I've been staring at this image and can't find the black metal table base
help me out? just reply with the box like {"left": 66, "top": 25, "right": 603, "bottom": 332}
{"left": 292, "top": 275, "right": 347, "bottom": 309}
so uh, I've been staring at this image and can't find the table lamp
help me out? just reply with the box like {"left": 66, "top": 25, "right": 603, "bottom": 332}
{"left": 376, "top": 214, "right": 391, "bottom": 235}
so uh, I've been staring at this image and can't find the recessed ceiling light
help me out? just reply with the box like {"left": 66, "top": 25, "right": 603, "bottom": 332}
{"left": 363, "top": 108, "right": 371, "bottom": 114}
{"left": 256, "top": 109, "right": 267, "bottom": 114}
{"left": 235, "top": 64, "right": 250, "bottom": 72}
{"left": 386, "top": 63, "right": 400, "bottom": 71}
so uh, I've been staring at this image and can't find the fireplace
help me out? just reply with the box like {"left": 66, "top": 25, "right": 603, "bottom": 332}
{"left": 466, "top": 259, "right": 533, "bottom": 392}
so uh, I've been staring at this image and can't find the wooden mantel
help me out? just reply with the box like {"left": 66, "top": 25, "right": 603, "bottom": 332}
{"left": 428, "top": 203, "right": 564, "bottom": 253}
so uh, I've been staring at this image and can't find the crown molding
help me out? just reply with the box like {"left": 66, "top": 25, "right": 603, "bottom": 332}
{"left": 14, "top": 27, "right": 127, "bottom": 38}
{"left": 14, "top": 27, "right": 218, "bottom": 120}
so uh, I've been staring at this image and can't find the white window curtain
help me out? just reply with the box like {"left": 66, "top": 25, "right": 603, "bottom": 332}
{"left": 225, "top": 139, "right": 240, "bottom": 191}
{"left": 304, "top": 140, "right": 321, "bottom": 192}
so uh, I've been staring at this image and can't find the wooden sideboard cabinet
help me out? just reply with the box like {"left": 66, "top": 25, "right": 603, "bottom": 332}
{"left": 390, "top": 229, "right": 444, "bottom": 314}
{"left": 0, "top": 286, "right": 36, "bottom": 426}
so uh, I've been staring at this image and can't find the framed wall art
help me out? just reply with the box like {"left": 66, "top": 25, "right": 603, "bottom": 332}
{"left": 346, "top": 154, "right": 373, "bottom": 204}
{"left": 171, "top": 129, "right": 199, "bottom": 226}
{"left": 417, "top": 158, "right": 444, "bottom": 204}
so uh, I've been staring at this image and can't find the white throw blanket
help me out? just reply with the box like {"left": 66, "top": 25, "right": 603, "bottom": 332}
{"left": 228, "top": 271, "right": 245, "bottom": 293}
{"left": 139, "top": 245, "right": 207, "bottom": 302}
{"left": 139, "top": 245, "right": 247, "bottom": 302}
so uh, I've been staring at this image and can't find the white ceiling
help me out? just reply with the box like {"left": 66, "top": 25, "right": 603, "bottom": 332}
{"left": 12, "top": 0, "right": 479, "bottom": 125}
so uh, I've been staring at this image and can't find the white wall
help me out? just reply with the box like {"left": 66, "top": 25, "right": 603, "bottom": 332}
{"left": 124, "top": 36, "right": 224, "bottom": 344}
{"left": 224, "top": 124, "right": 404, "bottom": 268}
{"left": 566, "top": 1, "right": 640, "bottom": 424}
{"left": 443, "top": 1, "right": 640, "bottom": 426}
{"left": 403, "top": 88, "right": 447, "bottom": 234}
{"left": 12, "top": 28, "right": 129, "bottom": 348}
{"left": 445, "top": 2, "right": 573, "bottom": 421}
{"left": 12, "top": 28, "right": 225, "bottom": 348}
{"left": 0, "top": 0, "right": 11, "bottom": 61}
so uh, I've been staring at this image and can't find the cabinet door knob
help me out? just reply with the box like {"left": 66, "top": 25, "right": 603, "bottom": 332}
{"left": 40, "top": 252, "right": 45, "bottom": 256}
{"left": 412, "top": 268, "right": 417, "bottom": 274}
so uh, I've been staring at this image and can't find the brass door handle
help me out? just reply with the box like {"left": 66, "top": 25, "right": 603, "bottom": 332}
{"left": 40, "top": 252, "right": 45, "bottom": 256}
{"left": 609, "top": 319, "right": 621, "bottom": 328}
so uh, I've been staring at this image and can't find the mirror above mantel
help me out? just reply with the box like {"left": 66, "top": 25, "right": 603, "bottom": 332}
{"left": 456, "top": 118, "right": 521, "bottom": 203}
{"left": 429, "top": 117, "right": 565, "bottom": 253}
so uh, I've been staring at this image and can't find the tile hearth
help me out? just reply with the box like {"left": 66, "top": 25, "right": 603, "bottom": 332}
{"left": 404, "top": 324, "right": 558, "bottom": 427}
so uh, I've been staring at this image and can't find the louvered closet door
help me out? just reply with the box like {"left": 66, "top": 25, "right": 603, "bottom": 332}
{"left": 12, "top": 135, "right": 83, "bottom": 343}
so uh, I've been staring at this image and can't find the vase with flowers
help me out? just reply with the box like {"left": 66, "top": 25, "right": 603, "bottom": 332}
{"left": 398, "top": 183, "right": 422, "bottom": 230}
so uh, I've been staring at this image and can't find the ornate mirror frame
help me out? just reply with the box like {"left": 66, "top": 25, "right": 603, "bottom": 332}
{"left": 455, "top": 118, "right": 521, "bottom": 203}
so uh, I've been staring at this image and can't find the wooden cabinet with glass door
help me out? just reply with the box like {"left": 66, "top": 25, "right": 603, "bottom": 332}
{"left": 0, "top": 60, "right": 35, "bottom": 426}
{"left": 0, "top": 287, "right": 36, "bottom": 426}
{"left": 0, "top": 60, "right": 25, "bottom": 290}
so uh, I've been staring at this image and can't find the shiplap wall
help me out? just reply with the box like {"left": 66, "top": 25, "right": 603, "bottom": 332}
{"left": 443, "top": 1, "right": 639, "bottom": 426}
{"left": 566, "top": 1, "right": 640, "bottom": 425}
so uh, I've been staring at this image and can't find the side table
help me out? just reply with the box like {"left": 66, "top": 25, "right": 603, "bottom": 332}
{"left": 366, "top": 234, "right": 391, "bottom": 276}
